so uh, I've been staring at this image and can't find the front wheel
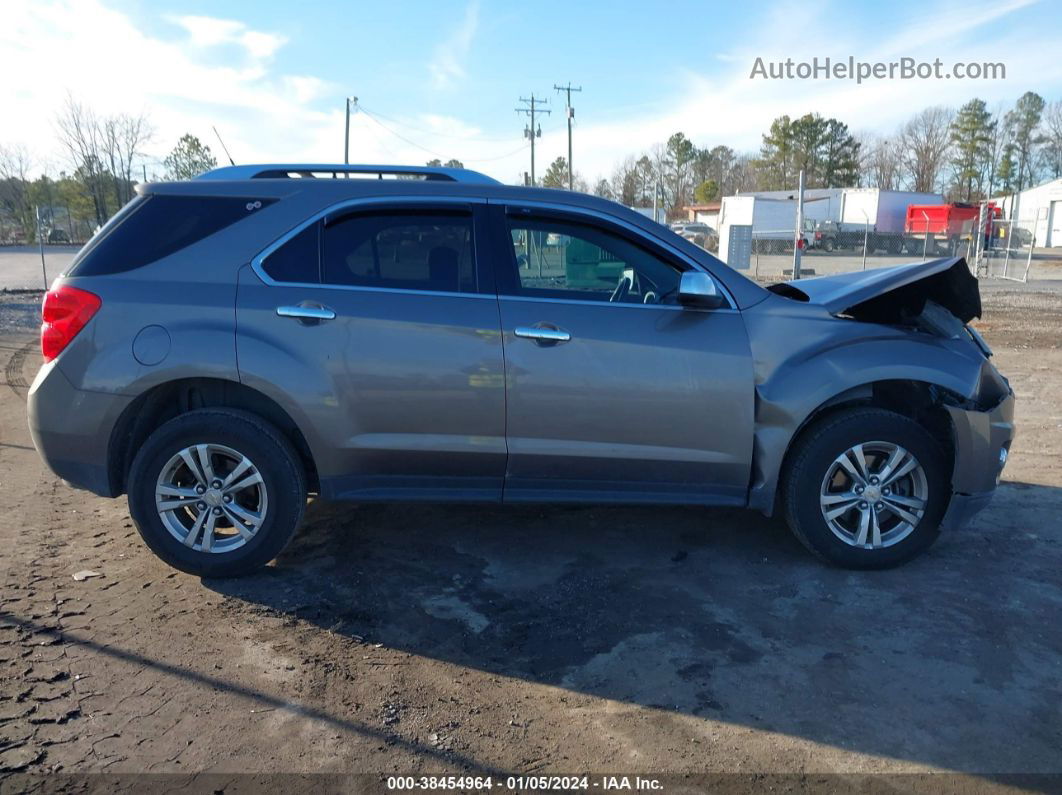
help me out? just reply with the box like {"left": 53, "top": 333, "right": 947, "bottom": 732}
{"left": 781, "top": 408, "right": 949, "bottom": 569}
{"left": 127, "top": 409, "right": 307, "bottom": 577}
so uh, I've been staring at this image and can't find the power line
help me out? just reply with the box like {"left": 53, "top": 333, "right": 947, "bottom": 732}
{"left": 554, "top": 83, "right": 582, "bottom": 190}
{"left": 515, "top": 94, "right": 550, "bottom": 186}
{"left": 357, "top": 104, "right": 518, "bottom": 144}
{"left": 358, "top": 107, "right": 529, "bottom": 164}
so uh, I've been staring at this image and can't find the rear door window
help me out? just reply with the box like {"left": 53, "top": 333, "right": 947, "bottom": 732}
{"left": 68, "top": 194, "right": 274, "bottom": 276}
{"left": 320, "top": 211, "right": 476, "bottom": 293}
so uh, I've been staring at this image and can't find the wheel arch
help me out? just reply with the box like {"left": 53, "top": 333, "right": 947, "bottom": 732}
{"left": 749, "top": 378, "right": 962, "bottom": 516}
{"left": 107, "top": 377, "right": 319, "bottom": 496}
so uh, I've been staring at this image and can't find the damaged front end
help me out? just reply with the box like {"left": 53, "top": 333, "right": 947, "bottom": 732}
{"left": 749, "top": 256, "right": 1014, "bottom": 526}
{"left": 768, "top": 256, "right": 984, "bottom": 344}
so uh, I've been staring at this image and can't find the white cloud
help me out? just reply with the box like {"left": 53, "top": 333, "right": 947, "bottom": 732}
{"left": 0, "top": 0, "right": 359, "bottom": 175}
{"left": 168, "top": 14, "right": 287, "bottom": 60}
{"left": 0, "top": 0, "right": 1058, "bottom": 187}
{"left": 428, "top": 0, "right": 479, "bottom": 89}
{"left": 554, "top": 0, "right": 1062, "bottom": 183}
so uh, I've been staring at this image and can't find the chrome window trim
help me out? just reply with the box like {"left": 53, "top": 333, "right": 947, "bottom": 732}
{"left": 250, "top": 195, "right": 488, "bottom": 297}
{"left": 497, "top": 294, "right": 736, "bottom": 314}
{"left": 494, "top": 198, "right": 738, "bottom": 310}
{"left": 250, "top": 193, "right": 738, "bottom": 310}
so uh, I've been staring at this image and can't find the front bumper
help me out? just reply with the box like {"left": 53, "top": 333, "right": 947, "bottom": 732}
{"left": 939, "top": 390, "right": 1015, "bottom": 530}
{"left": 27, "top": 360, "right": 133, "bottom": 497}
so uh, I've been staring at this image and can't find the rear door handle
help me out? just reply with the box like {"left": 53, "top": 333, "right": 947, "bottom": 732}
{"left": 276, "top": 305, "right": 336, "bottom": 321}
{"left": 514, "top": 326, "right": 571, "bottom": 343}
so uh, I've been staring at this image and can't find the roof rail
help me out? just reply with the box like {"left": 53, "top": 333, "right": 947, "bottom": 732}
{"left": 196, "top": 163, "right": 500, "bottom": 184}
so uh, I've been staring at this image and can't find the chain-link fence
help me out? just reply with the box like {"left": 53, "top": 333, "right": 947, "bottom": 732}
{"left": 972, "top": 201, "right": 1045, "bottom": 282}
{"left": 0, "top": 206, "right": 94, "bottom": 246}
{"left": 0, "top": 205, "right": 89, "bottom": 290}
{"left": 703, "top": 190, "right": 1062, "bottom": 283}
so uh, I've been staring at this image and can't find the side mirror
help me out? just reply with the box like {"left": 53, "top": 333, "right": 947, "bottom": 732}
{"left": 677, "top": 271, "right": 726, "bottom": 309}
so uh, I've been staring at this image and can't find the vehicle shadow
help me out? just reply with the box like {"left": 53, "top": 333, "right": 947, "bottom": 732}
{"left": 205, "top": 480, "right": 1062, "bottom": 776}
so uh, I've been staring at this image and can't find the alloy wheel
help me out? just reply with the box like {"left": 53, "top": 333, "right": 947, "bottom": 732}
{"left": 819, "top": 441, "right": 928, "bottom": 549}
{"left": 154, "top": 443, "right": 268, "bottom": 554}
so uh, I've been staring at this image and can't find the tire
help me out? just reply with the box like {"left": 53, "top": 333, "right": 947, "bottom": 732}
{"left": 127, "top": 409, "right": 307, "bottom": 577}
{"left": 781, "top": 408, "right": 949, "bottom": 569}
{"left": 823, "top": 238, "right": 835, "bottom": 252}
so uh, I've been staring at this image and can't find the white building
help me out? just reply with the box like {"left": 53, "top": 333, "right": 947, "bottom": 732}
{"left": 993, "top": 177, "right": 1062, "bottom": 247}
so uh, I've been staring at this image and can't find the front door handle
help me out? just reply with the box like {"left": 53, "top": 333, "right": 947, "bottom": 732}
{"left": 276, "top": 305, "right": 336, "bottom": 322}
{"left": 514, "top": 326, "right": 571, "bottom": 344}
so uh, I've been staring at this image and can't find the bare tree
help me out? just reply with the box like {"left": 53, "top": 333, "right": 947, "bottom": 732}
{"left": 0, "top": 144, "right": 35, "bottom": 240}
{"left": 899, "top": 106, "right": 954, "bottom": 193}
{"left": 55, "top": 96, "right": 152, "bottom": 225}
{"left": 728, "top": 153, "right": 760, "bottom": 193}
{"left": 56, "top": 98, "right": 107, "bottom": 225}
{"left": 103, "top": 113, "right": 153, "bottom": 206}
{"left": 1042, "top": 100, "right": 1062, "bottom": 180}
{"left": 609, "top": 156, "right": 639, "bottom": 205}
{"left": 858, "top": 133, "right": 903, "bottom": 190}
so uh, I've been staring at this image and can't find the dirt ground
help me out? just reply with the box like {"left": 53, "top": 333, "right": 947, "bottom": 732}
{"left": 1, "top": 279, "right": 1061, "bottom": 792}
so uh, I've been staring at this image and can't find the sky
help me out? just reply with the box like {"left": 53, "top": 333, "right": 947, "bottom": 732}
{"left": 3, "top": 0, "right": 1062, "bottom": 184}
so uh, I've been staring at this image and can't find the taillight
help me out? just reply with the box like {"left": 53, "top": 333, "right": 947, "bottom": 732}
{"left": 41, "top": 285, "right": 101, "bottom": 362}
{"left": 815, "top": 231, "right": 822, "bottom": 240}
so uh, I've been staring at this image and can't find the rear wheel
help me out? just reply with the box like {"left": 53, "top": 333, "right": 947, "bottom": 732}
{"left": 127, "top": 409, "right": 307, "bottom": 577}
{"left": 781, "top": 408, "right": 949, "bottom": 569}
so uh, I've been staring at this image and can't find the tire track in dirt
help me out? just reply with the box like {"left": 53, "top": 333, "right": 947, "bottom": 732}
{"left": 3, "top": 339, "right": 32, "bottom": 396}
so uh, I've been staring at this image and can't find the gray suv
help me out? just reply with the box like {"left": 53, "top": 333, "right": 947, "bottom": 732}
{"left": 28, "top": 164, "right": 1014, "bottom": 576}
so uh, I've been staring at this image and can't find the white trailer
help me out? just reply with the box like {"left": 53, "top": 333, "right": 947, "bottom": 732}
{"left": 741, "top": 188, "right": 845, "bottom": 225}
{"left": 738, "top": 187, "right": 944, "bottom": 253}
{"left": 718, "top": 196, "right": 810, "bottom": 263}
{"left": 839, "top": 189, "right": 941, "bottom": 235}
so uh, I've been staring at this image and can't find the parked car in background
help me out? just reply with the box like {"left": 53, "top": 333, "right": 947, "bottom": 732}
{"left": 48, "top": 229, "right": 71, "bottom": 244}
{"left": 671, "top": 221, "right": 718, "bottom": 251}
{"left": 29, "top": 163, "right": 1013, "bottom": 577}
{"left": 813, "top": 219, "right": 862, "bottom": 252}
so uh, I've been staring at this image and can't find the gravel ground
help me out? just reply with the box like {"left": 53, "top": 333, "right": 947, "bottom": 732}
{"left": 0, "top": 291, "right": 43, "bottom": 334}
{"left": 0, "top": 279, "right": 1060, "bottom": 791}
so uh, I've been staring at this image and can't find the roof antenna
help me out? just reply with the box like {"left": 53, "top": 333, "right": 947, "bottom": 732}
{"left": 212, "top": 125, "right": 236, "bottom": 166}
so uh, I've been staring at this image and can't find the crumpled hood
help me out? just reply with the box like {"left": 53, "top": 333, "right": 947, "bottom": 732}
{"left": 767, "top": 257, "right": 981, "bottom": 324}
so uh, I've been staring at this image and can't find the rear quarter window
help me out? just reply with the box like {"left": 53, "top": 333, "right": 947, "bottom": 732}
{"left": 68, "top": 194, "right": 274, "bottom": 276}
{"left": 261, "top": 224, "right": 320, "bottom": 283}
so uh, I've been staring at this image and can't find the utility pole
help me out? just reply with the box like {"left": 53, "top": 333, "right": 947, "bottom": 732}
{"left": 792, "top": 169, "right": 805, "bottom": 279}
{"left": 344, "top": 96, "right": 358, "bottom": 165}
{"left": 35, "top": 206, "right": 48, "bottom": 290}
{"left": 553, "top": 83, "right": 582, "bottom": 190}
{"left": 515, "top": 94, "right": 550, "bottom": 186}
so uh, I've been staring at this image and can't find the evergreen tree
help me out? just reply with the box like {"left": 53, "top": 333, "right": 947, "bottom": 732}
{"left": 1004, "top": 91, "right": 1046, "bottom": 193}
{"left": 949, "top": 99, "right": 995, "bottom": 201}
{"left": 164, "top": 134, "right": 218, "bottom": 180}
{"left": 541, "top": 157, "right": 569, "bottom": 188}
